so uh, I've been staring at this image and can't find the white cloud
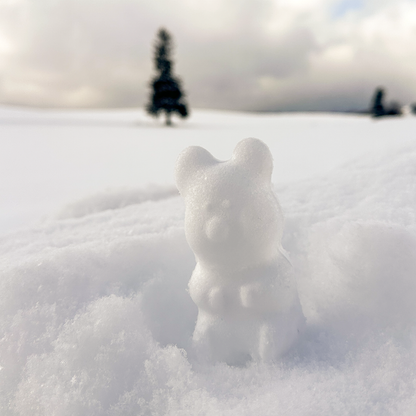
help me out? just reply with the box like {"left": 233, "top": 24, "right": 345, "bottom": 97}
{"left": 0, "top": 0, "right": 415, "bottom": 111}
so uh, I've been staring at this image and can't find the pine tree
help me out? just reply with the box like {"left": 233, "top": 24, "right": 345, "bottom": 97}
{"left": 370, "top": 87, "right": 402, "bottom": 117}
{"left": 371, "top": 87, "right": 385, "bottom": 117}
{"left": 146, "top": 28, "right": 188, "bottom": 126}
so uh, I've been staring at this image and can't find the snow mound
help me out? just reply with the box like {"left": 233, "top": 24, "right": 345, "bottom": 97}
{"left": 56, "top": 185, "right": 178, "bottom": 219}
{"left": 1, "top": 142, "right": 416, "bottom": 415}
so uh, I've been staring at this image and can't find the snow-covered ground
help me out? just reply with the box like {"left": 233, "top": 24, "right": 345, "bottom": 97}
{"left": 1, "top": 107, "right": 416, "bottom": 415}
{"left": 1, "top": 106, "right": 414, "bottom": 235}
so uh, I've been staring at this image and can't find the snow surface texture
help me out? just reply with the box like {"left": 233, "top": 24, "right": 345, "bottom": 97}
{"left": 1, "top": 109, "right": 416, "bottom": 414}
{"left": 176, "top": 138, "right": 305, "bottom": 364}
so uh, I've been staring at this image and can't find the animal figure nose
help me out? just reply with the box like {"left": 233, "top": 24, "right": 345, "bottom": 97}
{"left": 205, "top": 216, "right": 229, "bottom": 242}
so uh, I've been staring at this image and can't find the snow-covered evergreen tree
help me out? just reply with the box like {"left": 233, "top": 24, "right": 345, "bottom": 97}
{"left": 146, "top": 28, "right": 188, "bottom": 126}
{"left": 371, "top": 87, "right": 385, "bottom": 117}
{"left": 370, "top": 87, "right": 402, "bottom": 117}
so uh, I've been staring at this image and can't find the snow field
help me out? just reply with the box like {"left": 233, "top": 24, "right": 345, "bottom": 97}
{"left": 0, "top": 108, "right": 416, "bottom": 414}
{"left": 1, "top": 106, "right": 414, "bottom": 234}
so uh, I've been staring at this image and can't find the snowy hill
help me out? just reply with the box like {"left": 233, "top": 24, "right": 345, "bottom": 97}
{"left": 1, "top": 108, "right": 416, "bottom": 415}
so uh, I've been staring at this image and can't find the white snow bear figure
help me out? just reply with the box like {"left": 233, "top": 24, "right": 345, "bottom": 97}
{"left": 175, "top": 138, "right": 305, "bottom": 364}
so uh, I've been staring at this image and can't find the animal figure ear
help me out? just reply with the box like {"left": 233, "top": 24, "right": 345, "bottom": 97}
{"left": 175, "top": 146, "right": 218, "bottom": 195}
{"left": 232, "top": 138, "right": 273, "bottom": 183}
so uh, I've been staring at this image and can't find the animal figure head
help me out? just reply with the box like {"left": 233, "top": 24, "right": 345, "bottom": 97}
{"left": 175, "top": 138, "right": 283, "bottom": 270}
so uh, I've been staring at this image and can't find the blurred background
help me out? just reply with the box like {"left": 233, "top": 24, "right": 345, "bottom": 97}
{"left": 0, "top": 0, "right": 415, "bottom": 113}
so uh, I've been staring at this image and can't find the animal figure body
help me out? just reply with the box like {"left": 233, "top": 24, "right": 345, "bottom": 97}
{"left": 175, "top": 138, "right": 305, "bottom": 364}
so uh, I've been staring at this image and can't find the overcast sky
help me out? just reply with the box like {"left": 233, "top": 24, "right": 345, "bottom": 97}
{"left": 0, "top": 0, "right": 416, "bottom": 112}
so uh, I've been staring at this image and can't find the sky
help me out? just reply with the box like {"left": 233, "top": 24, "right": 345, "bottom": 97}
{"left": 0, "top": 0, "right": 416, "bottom": 112}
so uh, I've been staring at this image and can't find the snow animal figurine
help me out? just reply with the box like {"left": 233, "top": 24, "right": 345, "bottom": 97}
{"left": 175, "top": 138, "right": 305, "bottom": 364}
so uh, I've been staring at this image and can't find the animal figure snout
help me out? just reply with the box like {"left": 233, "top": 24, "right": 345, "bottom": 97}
{"left": 205, "top": 216, "right": 229, "bottom": 242}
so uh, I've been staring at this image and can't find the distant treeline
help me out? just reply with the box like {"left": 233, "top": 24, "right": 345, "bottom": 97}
{"left": 346, "top": 87, "right": 416, "bottom": 118}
